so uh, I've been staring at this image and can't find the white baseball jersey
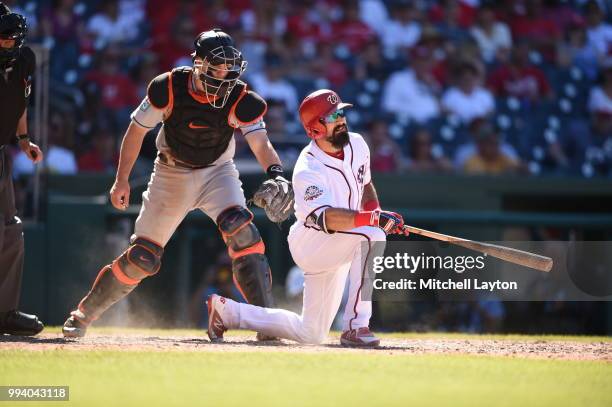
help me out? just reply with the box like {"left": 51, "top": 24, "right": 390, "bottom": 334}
{"left": 224, "top": 131, "right": 386, "bottom": 344}
{"left": 290, "top": 131, "right": 371, "bottom": 236}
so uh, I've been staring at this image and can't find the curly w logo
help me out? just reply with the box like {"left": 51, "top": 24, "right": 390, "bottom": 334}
{"left": 327, "top": 94, "right": 339, "bottom": 104}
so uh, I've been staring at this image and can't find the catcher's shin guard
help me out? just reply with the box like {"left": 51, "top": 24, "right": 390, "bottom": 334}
{"left": 64, "top": 238, "right": 163, "bottom": 336}
{"left": 217, "top": 206, "right": 275, "bottom": 307}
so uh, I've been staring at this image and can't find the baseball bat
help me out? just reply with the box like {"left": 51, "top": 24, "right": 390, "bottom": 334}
{"left": 401, "top": 225, "right": 553, "bottom": 272}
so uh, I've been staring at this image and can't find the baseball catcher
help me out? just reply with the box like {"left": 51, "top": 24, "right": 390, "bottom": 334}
{"left": 62, "top": 29, "right": 294, "bottom": 338}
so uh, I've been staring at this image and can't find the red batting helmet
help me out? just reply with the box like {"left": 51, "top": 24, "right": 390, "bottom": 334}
{"left": 298, "top": 89, "right": 353, "bottom": 139}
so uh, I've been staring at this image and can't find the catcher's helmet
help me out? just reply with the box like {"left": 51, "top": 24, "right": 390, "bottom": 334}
{"left": 298, "top": 89, "right": 353, "bottom": 139}
{"left": 192, "top": 28, "right": 246, "bottom": 109}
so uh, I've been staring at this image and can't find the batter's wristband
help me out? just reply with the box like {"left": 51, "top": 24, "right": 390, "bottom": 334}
{"left": 354, "top": 210, "right": 377, "bottom": 228}
{"left": 363, "top": 199, "right": 380, "bottom": 211}
{"left": 16, "top": 134, "right": 30, "bottom": 142}
{"left": 266, "top": 164, "right": 284, "bottom": 179}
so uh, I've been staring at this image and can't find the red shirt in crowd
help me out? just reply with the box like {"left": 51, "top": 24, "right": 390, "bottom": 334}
{"left": 77, "top": 149, "right": 118, "bottom": 173}
{"left": 85, "top": 71, "right": 139, "bottom": 110}
{"left": 331, "top": 20, "right": 375, "bottom": 53}
{"left": 488, "top": 65, "right": 551, "bottom": 100}
{"left": 286, "top": 11, "right": 323, "bottom": 42}
{"left": 371, "top": 146, "right": 397, "bottom": 173}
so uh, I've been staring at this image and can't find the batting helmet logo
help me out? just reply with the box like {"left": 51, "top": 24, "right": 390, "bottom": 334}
{"left": 299, "top": 89, "right": 353, "bottom": 140}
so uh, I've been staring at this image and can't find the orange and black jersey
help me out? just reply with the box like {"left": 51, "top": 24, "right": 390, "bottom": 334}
{"left": 141, "top": 67, "right": 267, "bottom": 166}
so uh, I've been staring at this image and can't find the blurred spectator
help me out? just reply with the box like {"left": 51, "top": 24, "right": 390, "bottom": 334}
{"left": 488, "top": 42, "right": 553, "bottom": 102}
{"left": 286, "top": 1, "right": 328, "bottom": 50}
{"left": 331, "top": 1, "right": 376, "bottom": 53}
{"left": 132, "top": 54, "right": 160, "bottom": 99}
{"left": 309, "top": 41, "right": 349, "bottom": 88}
{"left": 470, "top": 4, "right": 512, "bottom": 64}
{"left": 366, "top": 120, "right": 407, "bottom": 173}
{"left": 557, "top": 23, "right": 600, "bottom": 81}
{"left": 148, "top": 0, "right": 217, "bottom": 67}
{"left": 249, "top": 53, "right": 298, "bottom": 112}
{"left": 442, "top": 61, "right": 494, "bottom": 124}
{"left": 455, "top": 118, "right": 519, "bottom": 168}
{"left": 406, "top": 128, "right": 453, "bottom": 173}
{"left": 380, "top": 1, "right": 421, "bottom": 55}
{"left": 429, "top": 0, "right": 476, "bottom": 28}
{"left": 542, "top": 0, "right": 584, "bottom": 33}
{"left": 382, "top": 46, "right": 441, "bottom": 123}
{"left": 583, "top": 112, "right": 612, "bottom": 176}
{"left": 510, "top": 0, "right": 561, "bottom": 62}
{"left": 40, "top": 0, "right": 84, "bottom": 44}
{"left": 462, "top": 122, "right": 523, "bottom": 174}
{"left": 86, "top": 0, "right": 141, "bottom": 48}
{"left": 265, "top": 100, "right": 291, "bottom": 144}
{"left": 433, "top": 0, "right": 472, "bottom": 44}
{"left": 40, "top": 0, "right": 85, "bottom": 80}
{"left": 588, "top": 62, "right": 612, "bottom": 115}
{"left": 85, "top": 47, "right": 139, "bottom": 131}
{"left": 584, "top": 0, "right": 612, "bottom": 60}
{"left": 77, "top": 130, "right": 119, "bottom": 173}
{"left": 157, "top": 16, "right": 197, "bottom": 70}
{"left": 265, "top": 32, "right": 311, "bottom": 79}
{"left": 240, "top": 0, "right": 287, "bottom": 41}
{"left": 359, "top": 0, "right": 390, "bottom": 36}
{"left": 13, "top": 112, "right": 77, "bottom": 176}
{"left": 353, "top": 39, "right": 390, "bottom": 82}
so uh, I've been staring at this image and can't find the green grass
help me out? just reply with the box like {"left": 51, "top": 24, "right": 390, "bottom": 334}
{"left": 1, "top": 347, "right": 611, "bottom": 407}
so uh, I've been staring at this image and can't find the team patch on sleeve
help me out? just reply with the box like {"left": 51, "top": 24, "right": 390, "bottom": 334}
{"left": 139, "top": 97, "right": 151, "bottom": 112}
{"left": 304, "top": 185, "right": 324, "bottom": 201}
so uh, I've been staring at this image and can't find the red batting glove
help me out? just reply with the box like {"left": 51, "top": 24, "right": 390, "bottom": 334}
{"left": 355, "top": 210, "right": 403, "bottom": 234}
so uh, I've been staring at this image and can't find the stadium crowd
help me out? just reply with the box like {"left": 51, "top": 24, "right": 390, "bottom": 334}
{"left": 4, "top": 0, "right": 612, "bottom": 179}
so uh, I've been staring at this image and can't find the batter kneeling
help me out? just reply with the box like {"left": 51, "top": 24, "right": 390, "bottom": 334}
{"left": 208, "top": 90, "right": 409, "bottom": 347}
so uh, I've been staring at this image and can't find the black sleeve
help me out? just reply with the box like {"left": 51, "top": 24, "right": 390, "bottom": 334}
{"left": 234, "top": 90, "right": 267, "bottom": 124}
{"left": 146, "top": 72, "right": 171, "bottom": 109}
{"left": 21, "top": 46, "right": 36, "bottom": 77}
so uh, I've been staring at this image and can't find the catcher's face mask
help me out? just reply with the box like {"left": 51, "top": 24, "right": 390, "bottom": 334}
{"left": 193, "top": 45, "right": 247, "bottom": 109}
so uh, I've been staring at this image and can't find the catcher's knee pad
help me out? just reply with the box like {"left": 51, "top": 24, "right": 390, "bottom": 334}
{"left": 233, "top": 253, "right": 275, "bottom": 307}
{"left": 116, "top": 237, "right": 164, "bottom": 282}
{"left": 75, "top": 237, "right": 163, "bottom": 323}
{"left": 217, "top": 206, "right": 265, "bottom": 259}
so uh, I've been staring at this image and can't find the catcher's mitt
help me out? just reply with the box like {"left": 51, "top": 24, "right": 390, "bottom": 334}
{"left": 252, "top": 176, "right": 295, "bottom": 223}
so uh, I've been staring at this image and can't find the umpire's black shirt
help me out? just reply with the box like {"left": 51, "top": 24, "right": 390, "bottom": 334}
{"left": 0, "top": 46, "right": 35, "bottom": 147}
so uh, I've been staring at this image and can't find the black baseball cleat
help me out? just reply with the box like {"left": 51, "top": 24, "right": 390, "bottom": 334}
{"left": 62, "top": 312, "right": 89, "bottom": 338}
{"left": 0, "top": 310, "right": 44, "bottom": 336}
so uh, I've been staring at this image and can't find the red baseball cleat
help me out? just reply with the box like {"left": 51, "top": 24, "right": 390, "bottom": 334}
{"left": 340, "top": 327, "right": 380, "bottom": 348}
{"left": 207, "top": 294, "right": 228, "bottom": 342}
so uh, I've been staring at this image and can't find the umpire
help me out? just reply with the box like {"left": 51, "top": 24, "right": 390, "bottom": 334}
{"left": 0, "top": 3, "right": 43, "bottom": 336}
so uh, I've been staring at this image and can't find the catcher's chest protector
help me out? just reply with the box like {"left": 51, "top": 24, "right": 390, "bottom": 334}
{"left": 163, "top": 68, "right": 246, "bottom": 166}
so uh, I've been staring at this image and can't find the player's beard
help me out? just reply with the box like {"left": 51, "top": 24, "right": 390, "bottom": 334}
{"left": 328, "top": 123, "right": 349, "bottom": 149}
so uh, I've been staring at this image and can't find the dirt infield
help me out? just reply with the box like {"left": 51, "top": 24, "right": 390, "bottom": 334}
{"left": 1, "top": 332, "right": 610, "bottom": 361}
